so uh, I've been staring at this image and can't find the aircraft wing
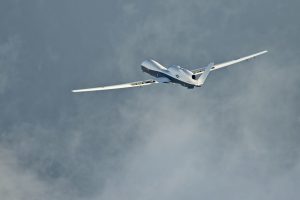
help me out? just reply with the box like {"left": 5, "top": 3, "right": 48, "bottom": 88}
{"left": 192, "top": 50, "right": 268, "bottom": 75}
{"left": 72, "top": 79, "right": 160, "bottom": 93}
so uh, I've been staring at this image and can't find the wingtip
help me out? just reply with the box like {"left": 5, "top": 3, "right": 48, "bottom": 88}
{"left": 256, "top": 50, "right": 268, "bottom": 56}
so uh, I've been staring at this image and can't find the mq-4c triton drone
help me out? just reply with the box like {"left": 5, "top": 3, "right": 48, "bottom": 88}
{"left": 72, "top": 50, "right": 268, "bottom": 93}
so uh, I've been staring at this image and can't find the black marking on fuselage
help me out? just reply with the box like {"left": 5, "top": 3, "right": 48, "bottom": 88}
{"left": 141, "top": 66, "right": 195, "bottom": 89}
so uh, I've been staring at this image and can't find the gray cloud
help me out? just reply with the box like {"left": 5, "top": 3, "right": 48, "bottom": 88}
{"left": 0, "top": 0, "right": 300, "bottom": 200}
{"left": 0, "top": 35, "right": 21, "bottom": 94}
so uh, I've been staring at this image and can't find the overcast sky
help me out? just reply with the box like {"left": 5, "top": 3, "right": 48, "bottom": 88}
{"left": 0, "top": 0, "right": 300, "bottom": 200}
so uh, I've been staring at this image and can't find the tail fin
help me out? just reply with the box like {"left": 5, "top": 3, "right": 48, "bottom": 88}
{"left": 197, "top": 63, "right": 214, "bottom": 86}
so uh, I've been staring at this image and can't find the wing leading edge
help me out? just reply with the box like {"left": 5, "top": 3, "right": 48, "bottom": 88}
{"left": 192, "top": 50, "right": 268, "bottom": 75}
{"left": 72, "top": 79, "right": 159, "bottom": 93}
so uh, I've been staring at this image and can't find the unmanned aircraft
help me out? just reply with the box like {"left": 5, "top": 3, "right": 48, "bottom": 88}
{"left": 72, "top": 50, "right": 267, "bottom": 92}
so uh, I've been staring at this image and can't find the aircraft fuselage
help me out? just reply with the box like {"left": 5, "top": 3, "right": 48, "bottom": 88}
{"left": 141, "top": 59, "right": 200, "bottom": 89}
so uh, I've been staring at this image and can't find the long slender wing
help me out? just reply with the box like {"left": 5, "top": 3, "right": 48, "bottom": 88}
{"left": 72, "top": 79, "right": 159, "bottom": 93}
{"left": 192, "top": 50, "right": 268, "bottom": 75}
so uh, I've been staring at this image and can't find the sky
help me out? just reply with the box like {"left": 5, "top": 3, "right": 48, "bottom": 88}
{"left": 0, "top": 0, "right": 300, "bottom": 199}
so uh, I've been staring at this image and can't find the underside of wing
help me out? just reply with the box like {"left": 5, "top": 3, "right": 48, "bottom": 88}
{"left": 192, "top": 50, "right": 268, "bottom": 75}
{"left": 72, "top": 79, "right": 159, "bottom": 93}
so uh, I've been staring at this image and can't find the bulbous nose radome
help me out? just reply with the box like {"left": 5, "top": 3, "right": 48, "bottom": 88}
{"left": 140, "top": 59, "right": 166, "bottom": 71}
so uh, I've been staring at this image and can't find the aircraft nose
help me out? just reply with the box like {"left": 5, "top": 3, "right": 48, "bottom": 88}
{"left": 141, "top": 60, "right": 151, "bottom": 67}
{"left": 141, "top": 60, "right": 151, "bottom": 71}
{"left": 140, "top": 59, "right": 167, "bottom": 71}
{"left": 141, "top": 64, "right": 148, "bottom": 72}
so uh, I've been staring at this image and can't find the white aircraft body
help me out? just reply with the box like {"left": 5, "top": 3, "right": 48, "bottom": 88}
{"left": 72, "top": 50, "right": 267, "bottom": 92}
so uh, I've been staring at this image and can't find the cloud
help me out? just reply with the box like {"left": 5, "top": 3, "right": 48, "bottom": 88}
{"left": 0, "top": 0, "right": 300, "bottom": 200}
{"left": 96, "top": 58, "right": 300, "bottom": 200}
{"left": 0, "top": 36, "right": 21, "bottom": 94}
{"left": 0, "top": 147, "right": 69, "bottom": 200}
